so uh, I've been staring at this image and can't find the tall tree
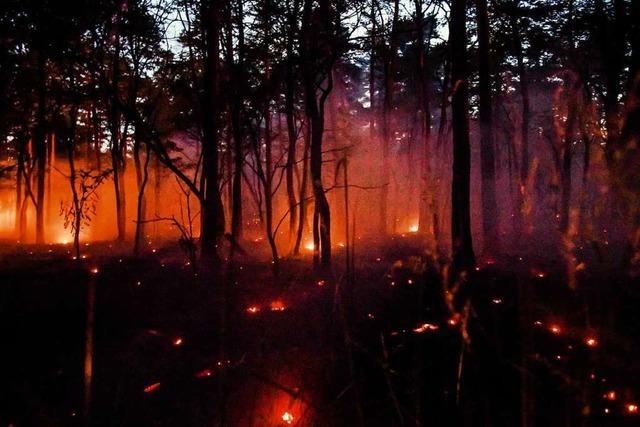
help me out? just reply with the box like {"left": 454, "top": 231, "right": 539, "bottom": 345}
{"left": 450, "top": 0, "right": 475, "bottom": 272}
{"left": 200, "top": 0, "right": 225, "bottom": 259}
{"left": 476, "top": 0, "right": 498, "bottom": 252}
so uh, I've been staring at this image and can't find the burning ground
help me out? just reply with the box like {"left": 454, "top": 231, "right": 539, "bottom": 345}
{"left": 1, "top": 235, "right": 639, "bottom": 426}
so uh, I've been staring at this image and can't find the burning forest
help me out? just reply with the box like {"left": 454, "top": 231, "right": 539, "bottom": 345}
{"left": 1, "top": 0, "right": 640, "bottom": 425}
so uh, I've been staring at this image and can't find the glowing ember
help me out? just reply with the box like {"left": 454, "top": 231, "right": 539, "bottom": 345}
{"left": 195, "top": 368, "right": 213, "bottom": 378}
{"left": 270, "top": 301, "right": 286, "bottom": 311}
{"left": 89, "top": 267, "right": 99, "bottom": 275}
{"left": 491, "top": 298, "right": 503, "bottom": 304}
{"left": 549, "top": 324, "right": 562, "bottom": 335}
{"left": 246, "top": 306, "right": 260, "bottom": 314}
{"left": 603, "top": 391, "right": 616, "bottom": 401}
{"left": 281, "top": 411, "right": 294, "bottom": 424}
{"left": 143, "top": 382, "right": 161, "bottom": 393}
{"left": 585, "top": 337, "right": 598, "bottom": 347}
{"left": 627, "top": 404, "right": 638, "bottom": 414}
{"left": 413, "top": 322, "right": 439, "bottom": 333}
{"left": 317, "top": 280, "right": 326, "bottom": 287}
{"left": 530, "top": 268, "right": 546, "bottom": 278}
{"left": 447, "top": 316, "right": 459, "bottom": 326}
{"left": 173, "top": 337, "right": 183, "bottom": 346}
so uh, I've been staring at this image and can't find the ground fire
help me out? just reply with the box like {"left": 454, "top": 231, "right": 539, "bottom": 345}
{"left": 1, "top": 0, "right": 640, "bottom": 426}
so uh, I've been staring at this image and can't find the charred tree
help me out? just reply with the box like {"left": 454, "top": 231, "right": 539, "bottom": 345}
{"left": 450, "top": 0, "right": 475, "bottom": 273}
{"left": 200, "top": 0, "right": 225, "bottom": 260}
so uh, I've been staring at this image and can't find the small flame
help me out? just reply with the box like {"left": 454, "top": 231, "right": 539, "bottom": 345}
{"left": 413, "top": 323, "right": 439, "bottom": 333}
{"left": 195, "top": 368, "right": 213, "bottom": 378}
{"left": 627, "top": 403, "right": 638, "bottom": 414}
{"left": 408, "top": 224, "right": 419, "bottom": 233}
{"left": 549, "top": 324, "right": 562, "bottom": 335}
{"left": 282, "top": 411, "right": 294, "bottom": 424}
{"left": 173, "top": 337, "right": 183, "bottom": 346}
{"left": 143, "top": 382, "right": 161, "bottom": 393}
{"left": 246, "top": 306, "right": 260, "bottom": 314}
{"left": 603, "top": 391, "right": 616, "bottom": 401}
{"left": 585, "top": 337, "right": 598, "bottom": 347}
{"left": 270, "top": 301, "right": 286, "bottom": 311}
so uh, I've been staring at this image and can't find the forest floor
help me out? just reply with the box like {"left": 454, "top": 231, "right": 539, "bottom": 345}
{"left": 0, "top": 235, "right": 639, "bottom": 426}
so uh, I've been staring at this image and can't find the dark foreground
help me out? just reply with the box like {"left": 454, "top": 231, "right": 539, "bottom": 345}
{"left": 1, "top": 237, "right": 639, "bottom": 426}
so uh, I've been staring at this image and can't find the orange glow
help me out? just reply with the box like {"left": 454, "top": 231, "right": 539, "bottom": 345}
{"left": 627, "top": 404, "right": 638, "bottom": 414}
{"left": 317, "top": 280, "right": 326, "bottom": 287}
{"left": 247, "top": 306, "right": 260, "bottom": 314}
{"left": 408, "top": 224, "right": 419, "bottom": 233}
{"left": 603, "top": 391, "right": 616, "bottom": 401}
{"left": 549, "top": 324, "right": 562, "bottom": 335}
{"left": 143, "top": 382, "right": 161, "bottom": 393}
{"left": 89, "top": 267, "right": 99, "bottom": 275}
{"left": 270, "top": 301, "right": 286, "bottom": 311}
{"left": 173, "top": 337, "right": 183, "bottom": 346}
{"left": 585, "top": 337, "right": 598, "bottom": 347}
{"left": 413, "top": 322, "right": 439, "bottom": 333}
{"left": 530, "top": 269, "right": 546, "bottom": 278}
{"left": 281, "top": 411, "right": 294, "bottom": 424}
{"left": 195, "top": 368, "right": 213, "bottom": 378}
{"left": 304, "top": 241, "right": 314, "bottom": 252}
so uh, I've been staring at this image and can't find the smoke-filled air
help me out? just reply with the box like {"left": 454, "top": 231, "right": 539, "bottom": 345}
{"left": 1, "top": 0, "right": 640, "bottom": 425}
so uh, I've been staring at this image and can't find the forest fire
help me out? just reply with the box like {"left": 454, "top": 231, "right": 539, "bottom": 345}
{"left": 2, "top": 0, "right": 640, "bottom": 425}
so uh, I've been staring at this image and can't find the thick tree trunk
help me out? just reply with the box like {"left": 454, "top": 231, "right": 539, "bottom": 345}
{"left": 225, "top": 0, "right": 245, "bottom": 244}
{"left": 450, "top": 0, "right": 475, "bottom": 273}
{"left": 310, "top": 112, "right": 331, "bottom": 266}
{"left": 476, "top": 0, "right": 498, "bottom": 253}
{"left": 200, "top": 0, "right": 225, "bottom": 260}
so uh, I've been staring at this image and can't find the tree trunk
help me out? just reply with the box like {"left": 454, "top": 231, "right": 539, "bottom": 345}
{"left": 450, "top": 0, "right": 475, "bottom": 273}
{"left": 200, "top": 0, "right": 225, "bottom": 260}
{"left": 379, "top": 0, "right": 399, "bottom": 235}
{"left": 476, "top": 0, "right": 498, "bottom": 253}
{"left": 285, "top": 0, "right": 300, "bottom": 245}
{"left": 415, "top": 0, "right": 435, "bottom": 238}
{"left": 293, "top": 123, "right": 310, "bottom": 255}
{"left": 35, "top": 50, "right": 47, "bottom": 244}
{"left": 133, "top": 128, "right": 147, "bottom": 254}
